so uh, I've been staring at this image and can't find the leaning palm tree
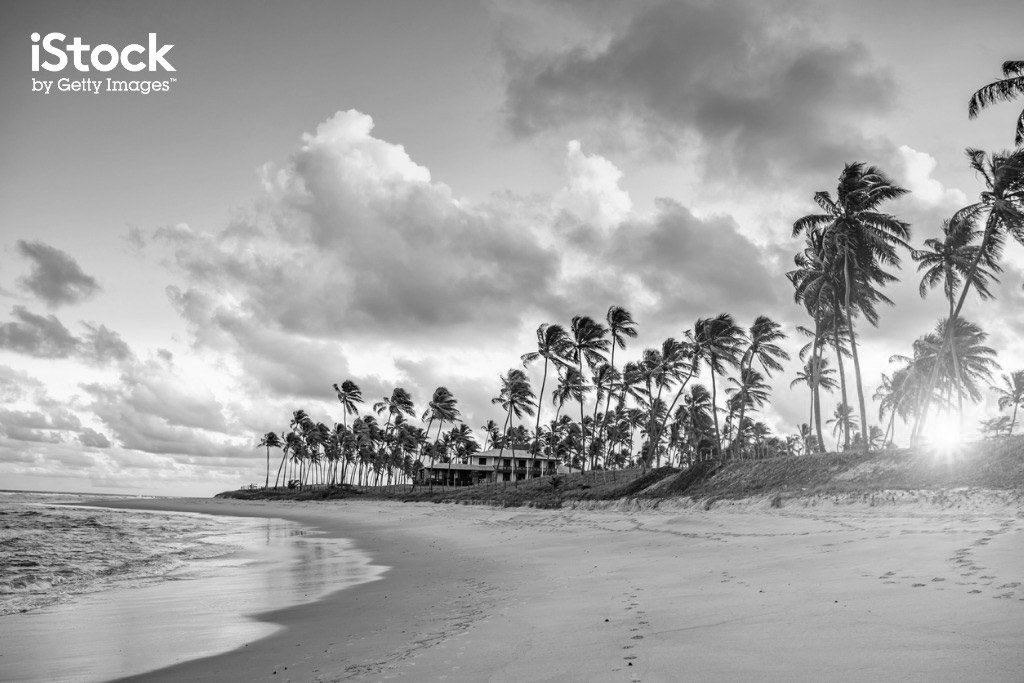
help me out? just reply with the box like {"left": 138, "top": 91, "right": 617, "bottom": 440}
{"left": 969, "top": 61, "right": 1024, "bottom": 146}
{"left": 691, "top": 314, "right": 745, "bottom": 456}
{"left": 521, "top": 323, "right": 572, "bottom": 468}
{"left": 257, "top": 431, "right": 282, "bottom": 489}
{"left": 793, "top": 163, "right": 910, "bottom": 450}
{"left": 992, "top": 370, "right": 1024, "bottom": 435}
{"left": 915, "top": 148, "right": 1024, "bottom": 439}
{"left": 422, "top": 387, "right": 460, "bottom": 490}
{"left": 333, "top": 380, "right": 364, "bottom": 430}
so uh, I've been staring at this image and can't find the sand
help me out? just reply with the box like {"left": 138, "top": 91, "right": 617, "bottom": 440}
{"left": 39, "top": 495, "right": 1024, "bottom": 680}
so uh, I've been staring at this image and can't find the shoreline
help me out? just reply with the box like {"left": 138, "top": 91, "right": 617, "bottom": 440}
{"left": 0, "top": 498, "right": 384, "bottom": 682}
{"left": 64, "top": 495, "right": 1024, "bottom": 680}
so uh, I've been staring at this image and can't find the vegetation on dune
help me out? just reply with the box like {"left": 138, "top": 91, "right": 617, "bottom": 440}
{"left": 241, "top": 61, "right": 1024, "bottom": 501}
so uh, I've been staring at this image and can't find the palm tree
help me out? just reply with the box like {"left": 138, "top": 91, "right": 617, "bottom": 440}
{"left": 912, "top": 216, "right": 1002, "bottom": 420}
{"left": 730, "top": 316, "right": 788, "bottom": 457}
{"left": 257, "top": 431, "right": 282, "bottom": 489}
{"left": 552, "top": 366, "right": 586, "bottom": 426}
{"left": 827, "top": 404, "right": 859, "bottom": 451}
{"left": 725, "top": 368, "right": 771, "bottom": 458}
{"left": 916, "top": 148, "right": 1024, "bottom": 439}
{"left": 644, "top": 337, "right": 695, "bottom": 468}
{"left": 598, "top": 306, "right": 638, "bottom": 462}
{"left": 568, "top": 315, "right": 609, "bottom": 471}
{"left": 492, "top": 369, "right": 536, "bottom": 485}
{"left": 333, "top": 380, "right": 364, "bottom": 429}
{"left": 793, "top": 163, "right": 910, "bottom": 450}
{"left": 691, "top": 314, "right": 745, "bottom": 456}
{"left": 992, "top": 370, "right": 1024, "bottom": 435}
{"left": 521, "top": 323, "right": 572, "bottom": 468}
{"left": 374, "top": 388, "right": 416, "bottom": 442}
{"left": 910, "top": 318, "right": 999, "bottom": 432}
{"left": 791, "top": 356, "right": 837, "bottom": 453}
{"left": 422, "top": 387, "right": 460, "bottom": 490}
{"left": 969, "top": 61, "right": 1024, "bottom": 145}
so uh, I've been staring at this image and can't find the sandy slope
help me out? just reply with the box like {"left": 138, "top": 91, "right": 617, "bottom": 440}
{"left": 101, "top": 495, "right": 1023, "bottom": 682}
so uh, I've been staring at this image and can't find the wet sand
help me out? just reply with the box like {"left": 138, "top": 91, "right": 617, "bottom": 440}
{"left": 37, "top": 495, "right": 1024, "bottom": 681}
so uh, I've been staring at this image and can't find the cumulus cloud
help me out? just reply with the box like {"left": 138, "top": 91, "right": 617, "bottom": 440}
{"left": 16, "top": 240, "right": 100, "bottom": 307}
{"left": 501, "top": 0, "right": 895, "bottom": 181}
{"left": 896, "top": 145, "right": 968, "bottom": 209}
{"left": 552, "top": 140, "right": 632, "bottom": 229}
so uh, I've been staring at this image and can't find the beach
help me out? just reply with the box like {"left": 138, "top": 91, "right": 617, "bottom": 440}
{"left": 44, "top": 494, "right": 1019, "bottom": 682}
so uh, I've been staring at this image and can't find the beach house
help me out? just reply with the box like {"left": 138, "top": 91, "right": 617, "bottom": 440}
{"left": 416, "top": 448, "right": 562, "bottom": 487}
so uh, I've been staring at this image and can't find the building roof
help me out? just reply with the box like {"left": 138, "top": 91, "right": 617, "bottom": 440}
{"left": 474, "top": 448, "right": 560, "bottom": 461}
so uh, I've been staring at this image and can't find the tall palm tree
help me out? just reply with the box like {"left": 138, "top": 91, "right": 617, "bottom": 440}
{"left": 793, "top": 163, "right": 910, "bottom": 450}
{"left": 257, "top": 431, "right": 282, "bottom": 489}
{"left": 725, "top": 368, "right": 770, "bottom": 458}
{"left": 374, "top": 388, "right": 416, "bottom": 442}
{"left": 691, "top": 314, "right": 745, "bottom": 456}
{"left": 791, "top": 356, "right": 837, "bottom": 453}
{"left": 422, "top": 387, "right": 460, "bottom": 490}
{"left": 521, "top": 323, "right": 572, "bottom": 467}
{"left": 644, "top": 337, "right": 695, "bottom": 467}
{"left": 333, "top": 380, "right": 364, "bottom": 430}
{"left": 912, "top": 216, "right": 1002, "bottom": 420}
{"left": 598, "top": 306, "right": 638, "bottom": 462}
{"left": 492, "top": 369, "right": 536, "bottom": 485}
{"left": 916, "top": 148, "right": 1024, "bottom": 439}
{"left": 969, "top": 61, "right": 1024, "bottom": 146}
{"left": 568, "top": 315, "right": 609, "bottom": 472}
{"left": 992, "top": 370, "right": 1024, "bottom": 434}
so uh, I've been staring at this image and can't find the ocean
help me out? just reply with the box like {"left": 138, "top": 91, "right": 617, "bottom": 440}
{"left": 0, "top": 491, "right": 385, "bottom": 682}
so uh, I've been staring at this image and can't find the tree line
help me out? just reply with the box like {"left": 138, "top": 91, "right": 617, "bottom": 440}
{"left": 254, "top": 61, "right": 1024, "bottom": 489}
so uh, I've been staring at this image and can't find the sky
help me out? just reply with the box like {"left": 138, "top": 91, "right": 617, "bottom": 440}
{"left": 1, "top": 0, "right": 1022, "bottom": 496}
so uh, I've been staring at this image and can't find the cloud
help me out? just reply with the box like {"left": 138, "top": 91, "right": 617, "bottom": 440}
{"left": 501, "top": 0, "right": 895, "bottom": 181}
{"left": 0, "top": 306, "right": 133, "bottom": 364}
{"left": 896, "top": 145, "right": 968, "bottom": 208}
{"left": 0, "top": 306, "right": 79, "bottom": 357}
{"left": 552, "top": 140, "right": 632, "bottom": 229}
{"left": 79, "top": 427, "right": 112, "bottom": 449}
{"left": 0, "top": 405, "right": 82, "bottom": 444}
{"left": 16, "top": 240, "right": 100, "bottom": 307}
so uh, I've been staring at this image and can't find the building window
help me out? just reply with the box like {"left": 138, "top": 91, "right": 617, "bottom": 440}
{"left": 478, "top": 458, "right": 487, "bottom": 465}
{"left": 503, "top": 459, "right": 511, "bottom": 467}
{"left": 517, "top": 460, "right": 526, "bottom": 468}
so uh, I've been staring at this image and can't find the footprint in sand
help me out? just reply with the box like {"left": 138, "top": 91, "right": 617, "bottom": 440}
{"left": 931, "top": 578, "right": 945, "bottom": 582}
{"left": 968, "top": 589, "right": 982, "bottom": 594}
{"left": 912, "top": 583, "right": 926, "bottom": 588}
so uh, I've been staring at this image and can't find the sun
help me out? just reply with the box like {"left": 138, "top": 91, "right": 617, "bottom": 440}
{"left": 927, "top": 419, "right": 964, "bottom": 458}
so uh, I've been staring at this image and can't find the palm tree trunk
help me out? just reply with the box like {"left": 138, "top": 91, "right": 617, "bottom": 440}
{"left": 578, "top": 357, "right": 587, "bottom": 475}
{"left": 710, "top": 359, "right": 722, "bottom": 458}
{"left": 1010, "top": 403, "right": 1019, "bottom": 435}
{"left": 810, "top": 322, "right": 825, "bottom": 453}
{"left": 832, "top": 301, "right": 850, "bottom": 451}
{"left": 273, "top": 448, "right": 287, "bottom": 489}
{"left": 532, "top": 358, "right": 549, "bottom": 474}
{"left": 844, "top": 255, "right": 869, "bottom": 450}
{"left": 599, "top": 344, "right": 617, "bottom": 468}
